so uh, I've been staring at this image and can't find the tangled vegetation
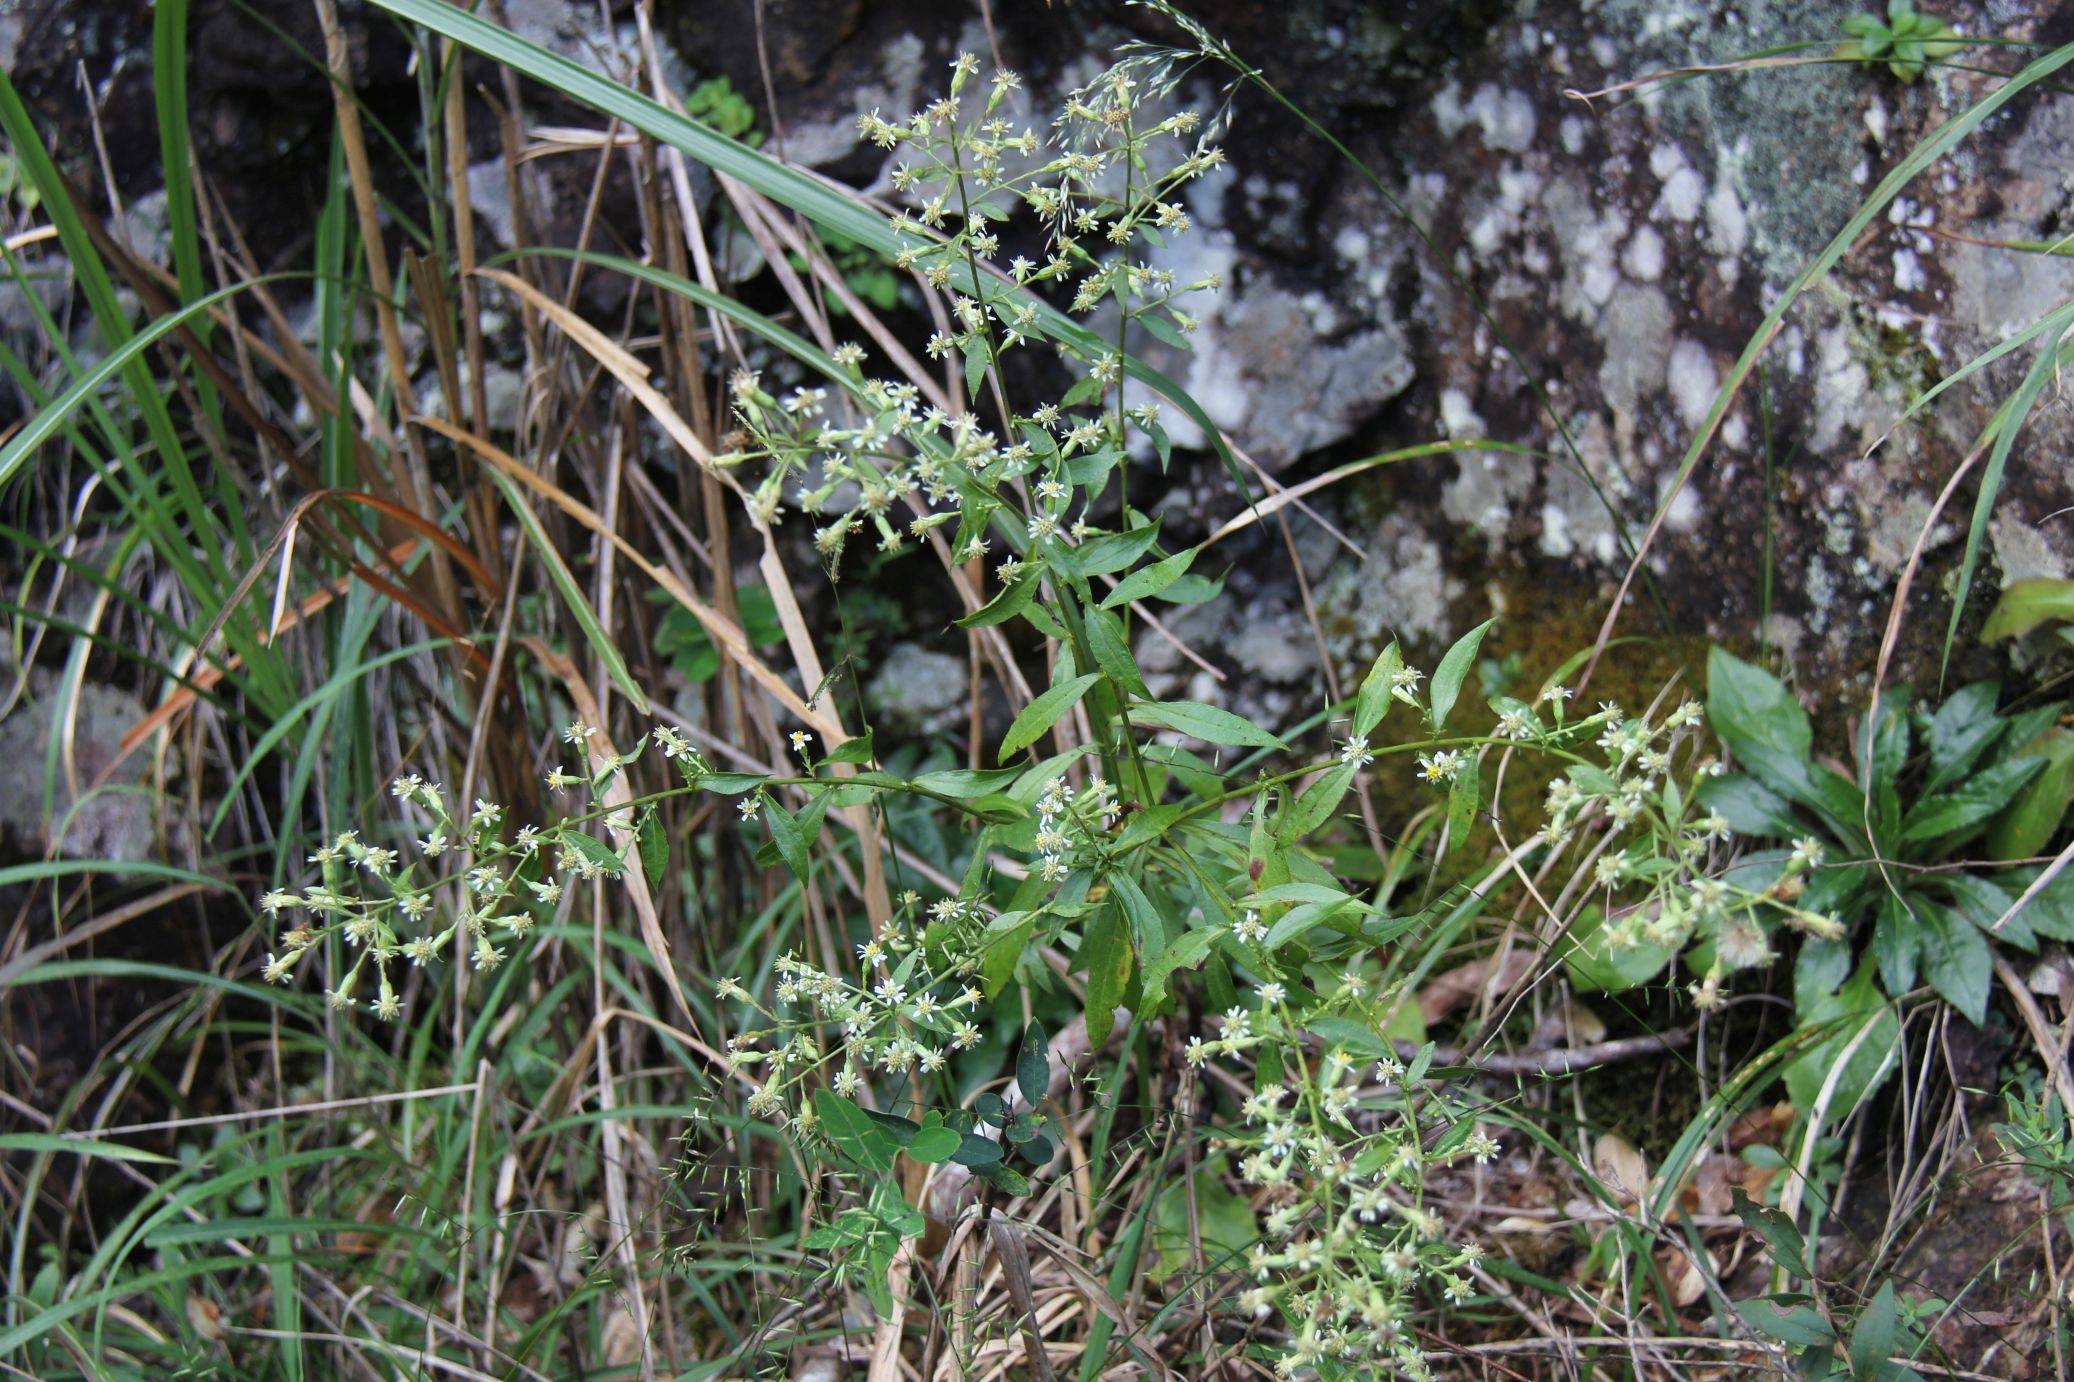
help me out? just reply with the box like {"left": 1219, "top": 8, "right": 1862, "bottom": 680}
{"left": 2, "top": 1, "right": 2072, "bottom": 1378}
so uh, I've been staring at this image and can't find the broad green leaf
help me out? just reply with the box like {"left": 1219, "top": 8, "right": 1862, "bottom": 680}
{"left": 1988, "top": 727, "right": 2074, "bottom": 860}
{"left": 765, "top": 795, "right": 815, "bottom": 882}
{"left": 1279, "top": 762, "right": 1356, "bottom": 842}
{"left": 1081, "top": 900, "right": 1133, "bottom": 1045}
{"left": 864, "top": 1111, "right": 920, "bottom": 1146}
{"left": 911, "top": 767, "right": 1023, "bottom": 799}
{"left": 1305, "top": 1014, "right": 1391, "bottom": 1058}
{"left": 1920, "top": 681, "right": 2004, "bottom": 792}
{"left": 1140, "top": 927, "right": 1217, "bottom": 1009}
{"left": 1863, "top": 694, "right": 1911, "bottom": 845}
{"left": 980, "top": 1162, "right": 1031, "bottom": 1196}
{"left": 1067, "top": 520, "right": 1163, "bottom": 578}
{"left": 1240, "top": 883, "right": 1363, "bottom": 909}
{"left": 637, "top": 808, "right": 667, "bottom": 889}
{"left": 1941, "top": 872, "right": 2032, "bottom": 949}
{"left": 951, "top": 1132, "right": 1003, "bottom": 1167}
{"left": 1086, "top": 605, "right": 1149, "bottom": 699}
{"left": 962, "top": 339, "right": 990, "bottom": 401}
{"left": 906, "top": 1127, "right": 962, "bottom": 1163}
{"left": 1899, "top": 757, "right": 2044, "bottom": 843}
{"left": 1156, "top": 572, "right": 1224, "bottom": 605}
{"left": 982, "top": 914, "right": 1035, "bottom": 996}
{"left": 1100, "top": 546, "right": 1198, "bottom": 608}
{"left": 813, "top": 1090, "right": 895, "bottom": 1174}
{"left": 959, "top": 569, "right": 1041, "bottom": 629}
{"left": 1981, "top": 578, "right": 2074, "bottom": 642}
{"left": 1919, "top": 906, "right": 1991, "bottom": 1023}
{"left": 1016, "top": 1021, "right": 1049, "bottom": 1107}
{"left": 1444, "top": 753, "right": 1480, "bottom": 854}
{"left": 1352, "top": 642, "right": 1403, "bottom": 738}
{"left": 1135, "top": 311, "right": 1192, "bottom": 353}
{"left": 1130, "top": 700, "right": 1285, "bottom": 750}
{"left": 1559, "top": 906, "right": 1675, "bottom": 992}
{"left": 561, "top": 830, "right": 627, "bottom": 877}
{"left": 1737, "top": 1298, "right": 1836, "bottom": 1350}
{"left": 1109, "top": 874, "right": 1168, "bottom": 984}
{"left": 1429, "top": 617, "right": 1494, "bottom": 729}
{"left": 1872, "top": 891, "right": 1921, "bottom": 995}
{"left": 1696, "top": 773, "right": 1802, "bottom": 838}
{"left": 999, "top": 673, "right": 1101, "bottom": 762}
{"left": 1783, "top": 956, "right": 1898, "bottom": 1121}
{"left": 1263, "top": 894, "right": 1362, "bottom": 950}
{"left": 1850, "top": 1282, "right": 1901, "bottom": 1377}
{"left": 1731, "top": 1189, "right": 1811, "bottom": 1278}
{"left": 696, "top": 771, "right": 766, "bottom": 794}
{"left": 822, "top": 730, "right": 875, "bottom": 765}
{"left": 1706, "top": 648, "right": 1813, "bottom": 800}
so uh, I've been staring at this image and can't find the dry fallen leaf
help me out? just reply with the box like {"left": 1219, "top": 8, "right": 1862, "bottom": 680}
{"left": 1727, "top": 1101, "right": 1794, "bottom": 1151}
{"left": 186, "top": 1292, "right": 226, "bottom": 1342}
{"left": 1563, "top": 1000, "right": 1608, "bottom": 1045}
{"left": 1592, "top": 1132, "right": 1651, "bottom": 1206}
{"left": 1659, "top": 1243, "right": 1718, "bottom": 1307}
{"left": 601, "top": 1306, "right": 643, "bottom": 1366}
{"left": 1417, "top": 950, "right": 1534, "bottom": 1024}
{"left": 1678, "top": 1152, "right": 1735, "bottom": 1218}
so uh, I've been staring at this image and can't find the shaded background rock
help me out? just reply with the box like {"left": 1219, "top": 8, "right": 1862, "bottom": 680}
{"left": 654, "top": 0, "right": 2074, "bottom": 726}
{"left": 6, "top": 0, "right": 2074, "bottom": 733}
{"left": 0, "top": 668, "right": 183, "bottom": 865}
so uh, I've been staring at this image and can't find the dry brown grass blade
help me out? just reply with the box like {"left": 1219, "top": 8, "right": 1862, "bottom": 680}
{"left": 692, "top": 181, "right": 1037, "bottom": 715}
{"left": 1200, "top": 449, "right": 1380, "bottom": 556}
{"left": 723, "top": 180, "right": 950, "bottom": 413}
{"left": 525, "top": 634, "right": 695, "bottom": 1029}
{"left": 424, "top": 415, "right": 896, "bottom": 922}
{"left": 1863, "top": 442, "right": 1987, "bottom": 900}
{"left": 0, "top": 883, "right": 213, "bottom": 989}
{"left": 987, "top": 1217, "right": 1060, "bottom": 1382}
{"left": 311, "top": 0, "right": 463, "bottom": 631}
{"left": 468, "top": 268, "right": 892, "bottom": 924}
{"left": 1994, "top": 952, "right": 2074, "bottom": 1114}
{"left": 1564, "top": 53, "right": 1837, "bottom": 105}
{"left": 417, "top": 414, "right": 839, "bottom": 736}
{"left": 113, "top": 533, "right": 488, "bottom": 766}
{"left": 1021, "top": 1224, "right": 1176, "bottom": 1382}
{"left": 473, "top": 266, "right": 714, "bottom": 462}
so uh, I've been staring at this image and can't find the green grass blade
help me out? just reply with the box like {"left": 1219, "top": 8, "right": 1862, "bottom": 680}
{"left": 0, "top": 277, "right": 289, "bottom": 495}
{"left": 0, "top": 1134, "right": 175, "bottom": 1165}
{"left": 152, "top": 0, "right": 220, "bottom": 437}
{"left": 1944, "top": 320, "right": 2074, "bottom": 670}
{"left": 479, "top": 466, "right": 650, "bottom": 714}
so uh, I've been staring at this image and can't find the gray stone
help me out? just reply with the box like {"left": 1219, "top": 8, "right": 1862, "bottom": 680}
{"left": 866, "top": 642, "right": 967, "bottom": 734}
{"left": 0, "top": 676, "right": 173, "bottom": 865}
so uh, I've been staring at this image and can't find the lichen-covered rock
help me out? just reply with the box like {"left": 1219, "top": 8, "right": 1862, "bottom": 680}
{"left": 9, "top": 0, "right": 2074, "bottom": 719}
